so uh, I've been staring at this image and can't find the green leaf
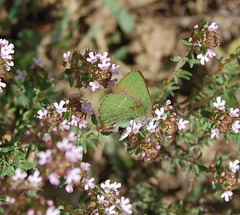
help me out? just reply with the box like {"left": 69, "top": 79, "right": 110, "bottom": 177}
{"left": 170, "top": 56, "right": 181, "bottom": 62}
{"left": 179, "top": 38, "right": 192, "bottom": 46}
{"left": 68, "top": 75, "right": 74, "bottom": 87}
{"left": 200, "top": 21, "right": 208, "bottom": 30}
{"left": 200, "top": 110, "right": 213, "bottom": 118}
{"left": 91, "top": 113, "right": 98, "bottom": 126}
{"left": 198, "top": 164, "right": 208, "bottom": 171}
{"left": 102, "top": 0, "right": 134, "bottom": 33}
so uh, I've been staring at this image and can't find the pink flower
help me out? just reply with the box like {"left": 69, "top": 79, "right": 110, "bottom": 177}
{"left": 208, "top": 22, "right": 218, "bottom": 32}
{"left": 57, "top": 138, "right": 72, "bottom": 151}
{"left": 89, "top": 81, "right": 100, "bottom": 92}
{"left": 211, "top": 128, "right": 220, "bottom": 139}
{"left": 126, "top": 120, "right": 142, "bottom": 134}
{"left": 110, "top": 64, "right": 120, "bottom": 74}
{"left": 84, "top": 178, "right": 95, "bottom": 190}
{"left": 80, "top": 162, "right": 91, "bottom": 172}
{"left": 65, "top": 145, "right": 83, "bottom": 163}
{"left": 70, "top": 115, "right": 80, "bottom": 126}
{"left": 38, "top": 149, "right": 52, "bottom": 165}
{"left": 32, "top": 56, "right": 44, "bottom": 66}
{"left": 48, "top": 172, "right": 60, "bottom": 186}
{"left": 28, "top": 170, "right": 42, "bottom": 187}
{"left": 229, "top": 108, "right": 239, "bottom": 118}
{"left": 65, "top": 184, "right": 74, "bottom": 193}
{"left": 0, "top": 38, "right": 14, "bottom": 60}
{"left": 12, "top": 168, "right": 27, "bottom": 182}
{"left": 59, "top": 120, "right": 70, "bottom": 131}
{"left": 98, "top": 58, "right": 111, "bottom": 70}
{"left": 66, "top": 168, "right": 81, "bottom": 184}
{"left": 87, "top": 52, "right": 98, "bottom": 64}
{"left": 81, "top": 100, "right": 93, "bottom": 114}
{"left": 15, "top": 69, "right": 27, "bottom": 83}
{"left": 104, "top": 205, "right": 116, "bottom": 215}
{"left": 79, "top": 120, "right": 88, "bottom": 129}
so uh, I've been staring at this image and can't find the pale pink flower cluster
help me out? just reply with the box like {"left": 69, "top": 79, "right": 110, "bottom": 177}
{"left": 12, "top": 168, "right": 42, "bottom": 188}
{"left": 0, "top": 38, "right": 14, "bottom": 71}
{"left": 37, "top": 98, "right": 93, "bottom": 132}
{"left": 86, "top": 51, "right": 120, "bottom": 91}
{"left": 210, "top": 96, "right": 240, "bottom": 139}
{"left": 91, "top": 180, "right": 132, "bottom": 214}
{"left": 63, "top": 51, "right": 72, "bottom": 62}
{"left": 197, "top": 49, "right": 216, "bottom": 65}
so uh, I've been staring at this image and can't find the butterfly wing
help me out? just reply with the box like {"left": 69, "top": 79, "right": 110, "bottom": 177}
{"left": 112, "top": 70, "right": 152, "bottom": 115}
{"left": 99, "top": 93, "right": 146, "bottom": 131}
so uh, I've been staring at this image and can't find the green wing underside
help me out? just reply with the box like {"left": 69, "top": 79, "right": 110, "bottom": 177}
{"left": 113, "top": 70, "right": 152, "bottom": 114}
{"left": 99, "top": 93, "right": 146, "bottom": 127}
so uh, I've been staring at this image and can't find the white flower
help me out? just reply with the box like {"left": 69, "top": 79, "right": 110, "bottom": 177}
{"left": 155, "top": 107, "right": 167, "bottom": 120}
{"left": 126, "top": 119, "right": 142, "bottom": 134}
{"left": 28, "top": 170, "right": 42, "bottom": 187}
{"left": 197, "top": 53, "right": 209, "bottom": 65}
{"left": 100, "top": 179, "right": 121, "bottom": 194}
{"left": 70, "top": 115, "right": 80, "bottom": 126}
{"left": 0, "top": 38, "right": 14, "bottom": 60}
{"left": 98, "top": 58, "right": 111, "bottom": 70}
{"left": 45, "top": 206, "right": 60, "bottom": 215}
{"left": 59, "top": 119, "right": 70, "bottom": 131}
{"left": 197, "top": 49, "right": 216, "bottom": 65}
{"left": 0, "top": 79, "right": 6, "bottom": 93}
{"left": 213, "top": 96, "right": 225, "bottom": 110}
{"left": 147, "top": 120, "right": 157, "bottom": 133}
{"left": 117, "top": 196, "right": 133, "bottom": 214}
{"left": 37, "top": 109, "right": 48, "bottom": 119}
{"left": 78, "top": 120, "right": 88, "bottom": 129}
{"left": 232, "top": 120, "right": 240, "bottom": 133}
{"left": 15, "top": 69, "right": 27, "bottom": 83}
{"left": 38, "top": 149, "right": 52, "bottom": 165}
{"left": 229, "top": 108, "right": 239, "bottom": 118}
{"left": 97, "top": 51, "right": 110, "bottom": 62}
{"left": 211, "top": 128, "right": 220, "bottom": 139}
{"left": 229, "top": 160, "right": 240, "bottom": 173}
{"left": 104, "top": 205, "right": 116, "bottom": 215}
{"left": 12, "top": 168, "right": 27, "bottom": 182}
{"left": 177, "top": 118, "right": 189, "bottom": 130}
{"left": 87, "top": 52, "right": 98, "bottom": 64}
{"left": 89, "top": 81, "right": 100, "bottom": 92}
{"left": 66, "top": 168, "right": 81, "bottom": 184}
{"left": 53, "top": 100, "right": 67, "bottom": 114}
{"left": 65, "top": 145, "right": 83, "bottom": 163}
{"left": 208, "top": 22, "right": 218, "bottom": 32}
{"left": 221, "top": 190, "right": 233, "bottom": 202}
{"left": 63, "top": 51, "right": 72, "bottom": 62}
{"left": 84, "top": 178, "right": 95, "bottom": 190}
{"left": 56, "top": 138, "right": 72, "bottom": 151}
{"left": 43, "top": 133, "right": 51, "bottom": 142}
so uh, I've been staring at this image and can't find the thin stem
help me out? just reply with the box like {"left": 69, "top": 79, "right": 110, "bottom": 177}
{"left": 158, "top": 49, "right": 190, "bottom": 99}
{"left": 186, "top": 50, "right": 240, "bottom": 104}
{"left": 18, "top": 71, "right": 65, "bottom": 127}
{"left": 189, "top": 77, "right": 240, "bottom": 111}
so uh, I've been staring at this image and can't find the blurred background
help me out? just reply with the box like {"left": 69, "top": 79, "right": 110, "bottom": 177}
{"left": 1, "top": 0, "right": 240, "bottom": 214}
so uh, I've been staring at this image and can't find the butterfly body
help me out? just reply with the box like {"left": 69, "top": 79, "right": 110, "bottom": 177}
{"left": 99, "top": 70, "right": 152, "bottom": 132}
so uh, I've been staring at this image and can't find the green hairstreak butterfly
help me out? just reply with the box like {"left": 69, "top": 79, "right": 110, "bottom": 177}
{"left": 99, "top": 70, "right": 152, "bottom": 132}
